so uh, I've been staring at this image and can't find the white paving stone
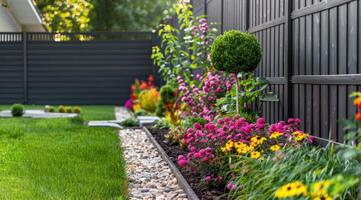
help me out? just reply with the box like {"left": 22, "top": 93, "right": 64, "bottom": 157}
{"left": 115, "top": 107, "right": 188, "bottom": 200}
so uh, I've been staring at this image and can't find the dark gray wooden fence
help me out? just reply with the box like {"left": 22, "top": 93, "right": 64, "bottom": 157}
{"left": 0, "top": 32, "right": 155, "bottom": 105}
{"left": 192, "top": 0, "right": 361, "bottom": 143}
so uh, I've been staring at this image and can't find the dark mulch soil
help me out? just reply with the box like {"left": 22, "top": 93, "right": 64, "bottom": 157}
{"left": 146, "top": 126, "right": 228, "bottom": 200}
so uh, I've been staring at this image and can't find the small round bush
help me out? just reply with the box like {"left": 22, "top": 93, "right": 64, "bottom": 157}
{"left": 11, "top": 104, "right": 24, "bottom": 117}
{"left": 44, "top": 105, "right": 55, "bottom": 112}
{"left": 73, "top": 106, "right": 82, "bottom": 114}
{"left": 160, "top": 85, "right": 175, "bottom": 103}
{"left": 58, "top": 105, "right": 65, "bottom": 113}
{"left": 65, "top": 107, "right": 73, "bottom": 113}
{"left": 211, "top": 30, "right": 262, "bottom": 73}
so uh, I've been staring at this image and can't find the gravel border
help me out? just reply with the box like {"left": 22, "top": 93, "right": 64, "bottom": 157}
{"left": 143, "top": 127, "right": 200, "bottom": 200}
{"left": 116, "top": 107, "right": 191, "bottom": 200}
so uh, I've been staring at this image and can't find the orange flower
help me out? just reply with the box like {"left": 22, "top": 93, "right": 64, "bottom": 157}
{"left": 356, "top": 112, "right": 361, "bottom": 121}
{"left": 354, "top": 96, "right": 361, "bottom": 109}
{"left": 139, "top": 81, "right": 148, "bottom": 90}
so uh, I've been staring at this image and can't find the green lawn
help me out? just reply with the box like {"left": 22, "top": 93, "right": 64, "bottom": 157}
{"left": 0, "top": 105, "right": 127, "bottom": 199}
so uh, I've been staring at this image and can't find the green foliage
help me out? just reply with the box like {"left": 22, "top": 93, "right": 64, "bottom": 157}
{"left": 155, "top": 100, "right": 166, "bottom": 117}
{"left": 69, "top": 116, "right": 84, "bottom": 124}
{"left": 120, "top": 118, "right": 139, "bottom": 127}
{"left": 181, "top": 117, "right": 207, "bottom": 129}
{"left": 44, "top": 105, "right": 55, "bottom": 112}
{"left": 228, "top": 146, "right": 360, "bottom": 200}
{"left": 216, "top": 73, "right": 269, "bottom": 116}
{"left": 65, "top": 106, "right": 73, "bottom": 113}
{"left": 58, "top": 105, "right": 65, "bottom": 113}
{"left": 91, "top": 0, "right": 175, "bottom": 31}
{"left": 156, "top": 85, "right": 176, "bottom": 117}
{"left": 134, "top": 109, "right": 151, "bottom": 117}
{"left": 211, "top": 30, "right": 262, "bottom": 73}
{"left": 160, "top": 85, "right": 176, "bottom": 103}
{"left": 73, "top": 106, "right": 82, "bottom": 114}
{"left": 11, "top": 104, "right": 25, "bottom": 117}
{"left": 34, "top": 0, "right": 93, "bottom": 32}
{"left": 151, "top": 3, "right": 218, "bottom": 87}
{"left": 152, "top": 119, "right": 171, "bottom": 130}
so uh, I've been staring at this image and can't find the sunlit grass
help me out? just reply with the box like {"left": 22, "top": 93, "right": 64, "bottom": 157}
{"left": 0, "top": 105, "right": 127, "bottom": 199}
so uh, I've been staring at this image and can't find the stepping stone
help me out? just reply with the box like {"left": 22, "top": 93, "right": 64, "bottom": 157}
{"left": 0, "top": 110, "right": 78, "bottom": 118}
{"left": 137, "top": 116, "right": 160, "bottom": 126}
{"left": 87, "top": 121, "right": 123, "bottom": 128}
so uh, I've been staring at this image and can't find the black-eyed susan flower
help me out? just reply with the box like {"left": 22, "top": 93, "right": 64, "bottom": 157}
{"left": 292, "top": 131, "right": 308, "bottom": 141}
{"left": 311, "top": 180, "right": 331, "bottom": 198}
{"left": 274, "top": 181, "right": 308, "bottom": 198}
{"left": 269, "top": 131, "right": 284, "bottom": 139}
{"left": 250, "top": 136, "right": 267, "bottom": 147}
{"left": 270, "top": 145, "right": 281, "bottom": 152}
{"left": 250, "top": 151, "right": 261, "bottom": 159}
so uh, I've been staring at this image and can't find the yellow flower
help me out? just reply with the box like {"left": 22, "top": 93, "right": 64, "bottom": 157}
{"left": 221, "top": 140, "right": 235, "bottom": 153}
{"left": 133, "top": 103, "right": 141, "bottom": 112}
{"left": 270, "top": 145, "right": 281, "bottom": 152}
{"left": 250, "top": 136, "right": 267, "bottom": 147}
{"left": 293, "top": 131, "right": 308, "bottom": 141}
{"left": 236, "top": 143, "right": 252, "bottom": 155}
{"left": 275, "top": 181, "right": 308, "bottom": 199}
{"left": 313, "top": 194, "right": 332, "bottom": 200}
{"left": 250, "top": 151, "right": 261, "bottom": 159}
{"left": 270, "top": 132, "right": 284, "bottom": 139}
{"left": 311, "top": 180, "right": 331, "bottom": 197}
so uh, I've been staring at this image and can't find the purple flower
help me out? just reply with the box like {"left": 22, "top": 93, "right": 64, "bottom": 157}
{"left": 124, "top": 98, "right": 133, "bottom": 110}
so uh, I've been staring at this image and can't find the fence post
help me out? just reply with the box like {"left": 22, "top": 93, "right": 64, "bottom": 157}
{"left": 245, "top": 0, "right": 250, "bottom": 31}
{"left": 204, "top": 0, "right": 207, "bottom": 15}
{"left": 285, "top": 0, "right": 293, "bottom": 119}
{"left": 221, "top": 0, "right": 224, "bottom": 33}
{"left": 23, "top": 32, "right": 28, "bottom": 104}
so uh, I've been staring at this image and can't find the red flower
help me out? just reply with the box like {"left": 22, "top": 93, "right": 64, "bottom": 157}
{"left": 356, "top": 112, "right": 361, "bottom": 121}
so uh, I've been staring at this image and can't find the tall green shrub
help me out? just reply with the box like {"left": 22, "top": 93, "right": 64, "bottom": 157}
{"left": 211, "top": 30, "right": 262, "bottom": 113}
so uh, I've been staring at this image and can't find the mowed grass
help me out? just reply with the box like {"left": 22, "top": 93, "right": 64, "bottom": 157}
{"left": 0, "top": 105, "right": 127, "bottom": 199}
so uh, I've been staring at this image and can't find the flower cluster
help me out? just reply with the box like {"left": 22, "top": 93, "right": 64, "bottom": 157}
{"left": 220, "top": 118, "right": 310, "bottom": 160}
{"left": 190, "top": 18, "right": 210, "bottom": 42}
{"left": 177, "top": 72, "right": 234, "bottom": 121}
{"left": 274, "top": 181, "right": 308, "bottom": 198}
{"left": 354, "top": 95, "right": 361, "bottom": 121}
{"left": 274, "top": 175, "right": 358, "bottom": 200}
{"left": 178, "top": 115, "right": 310, "bottom": 185}
{"left": 124, "top": 75, "right": 156, "bottom": 112}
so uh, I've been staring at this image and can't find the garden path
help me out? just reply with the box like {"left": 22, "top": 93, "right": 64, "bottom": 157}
{"left": 115, "top": 107, "right": 188, "bottom": 200}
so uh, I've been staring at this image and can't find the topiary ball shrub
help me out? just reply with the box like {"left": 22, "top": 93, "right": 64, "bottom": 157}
{"left": 44, "top": 105, "right": 55, "bottom": 112}
{"left": 65, "top": 107, "right": 73, "bottom": 113}
{"left": 11, "top": 104, "right": 25, "bottom": 117}
{"left": 58, "top": 105, "right": 66, "bottom": 113}
{"left": 160, "top": 85, "right": 175, "bottom": 103}
{"left": 73, "top": 106, "right": 82, "bottom": 114}
{"left": 211, "top": 30, "right": 262, "bottom": 73}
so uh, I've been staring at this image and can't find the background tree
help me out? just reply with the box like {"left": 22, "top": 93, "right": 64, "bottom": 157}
{"left": 35, "top": 0, "right": 175, "bottom": 32}
{"left": 34, "top": 0, "right": 93, "bottom": 32}
{"left": 91, "top": 0, "right": 175, "bottom": 31}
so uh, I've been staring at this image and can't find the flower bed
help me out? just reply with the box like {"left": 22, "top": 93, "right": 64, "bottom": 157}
{"left": 122, "top": 2, "right": 361, "bottom": 199}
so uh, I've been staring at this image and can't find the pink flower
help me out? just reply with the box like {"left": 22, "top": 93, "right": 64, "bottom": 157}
{"left": 178, "top": 159, "right": 187, "bottom": 167}
{"left": 226, "top": 182, "right": 236, "bottom": 190}
{"left": 194, "top": 122, "right": 202, "bottom": 130}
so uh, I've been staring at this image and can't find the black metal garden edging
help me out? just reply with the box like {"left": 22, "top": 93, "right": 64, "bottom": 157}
{"left": 142, "top": 127, "right": 200, "bottom": 200}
